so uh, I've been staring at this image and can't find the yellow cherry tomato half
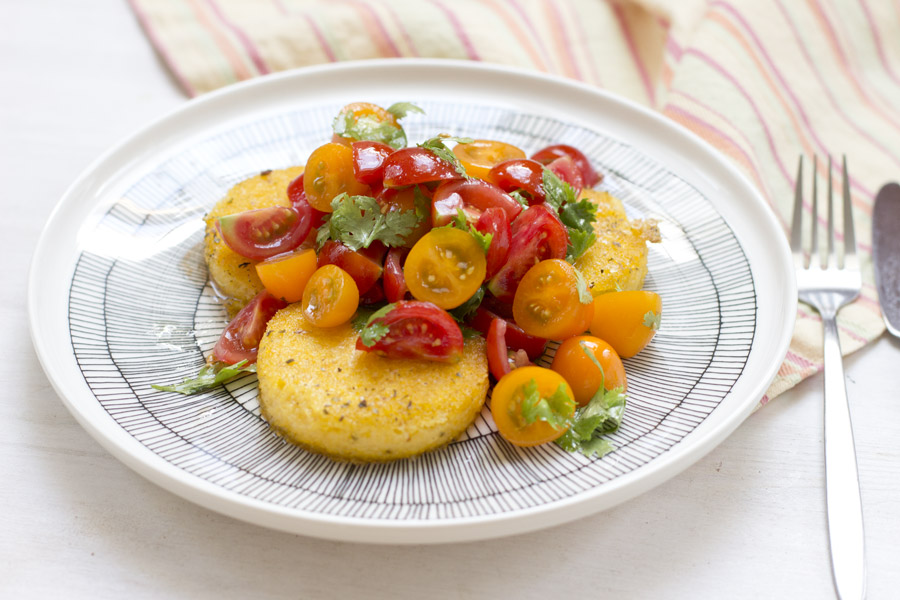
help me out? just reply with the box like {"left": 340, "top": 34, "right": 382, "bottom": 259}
{"left": 301, "top": 264, "right": 360, "bottom": 327}
{"left": 255, "top": 247, "right": 318, "bottom": 303}
{"left": 303, "top": 142, "right": 370, "bottom": 213}
{"left": 550, "top": 335, "right": 626, "bottom": 406}
{"left": 590, "top": 291, "right": 662, "bottom": 358}
{"left": 404, "top": 227, "right": 487, "bottom": 309}
{"left": 512, "top": 259, "right": 594, "bottom": 340}
{"left": 491, "top": 366, "right": 575, "bottom": 447}
{"left": 452, "top": 139, "right": 526, "bottom": 181}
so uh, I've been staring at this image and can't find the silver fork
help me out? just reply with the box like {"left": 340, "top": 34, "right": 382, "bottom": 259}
{"left": 791, "top": 155, "right": 866, "bottom": 600}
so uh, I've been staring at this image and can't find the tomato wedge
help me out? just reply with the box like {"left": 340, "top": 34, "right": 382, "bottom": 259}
{"left": 452, "top": 139, "right": 526, "bottom": 181}
{"left": 475, "top": 207, "right": 510, "bottom": 279}
{"left": 355, "top": 301, "right": 464, "bottom": 362}
{"left": 546, "top": 155, "right": 584, "bottom": 192}
{"left": 216, "top": 205, "right": 312, "bottom": 261}
{"left": 382, "top": 147, "right": 460, "bottom": 187}
{"left": 317, "top": 240, "right": 383, "bottom": 296}
{"left": 286, "top": 173, "right": 328, "bottom": 229}
{"left": 431, "top": 178, "right": 523, "bottom": 227}
{"left": 487, "top": 204, "right": 569, "bottom": 302}
{"left": 466, "top": 306, "right": 547, "bottom": 360}
{"left": 212, "top": 291, "right": 287, "bottom": 364}
{"left": 531, "top": 144, "right": 601, "bottom": 187}
{"left": 488, "top": 158, "right": 546, "bottom": 203}
{"left": 512, "top": 259, "right": 594, "bottom": 340}
{"left": 352, "top": 140, "right": 395, "bottom": 185}
{"left": 383, "top": 247, "right": 410, "bottom": 303}
{"left": 255, "top": 247, "right": 318, "bottom": 303}
{"left": 491, "top": 366, "right": 575, "bottom": 446}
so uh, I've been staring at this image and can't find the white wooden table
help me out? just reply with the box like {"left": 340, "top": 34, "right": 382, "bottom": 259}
{"left": 3, "top": 1, "right": 898, "bottom": 598}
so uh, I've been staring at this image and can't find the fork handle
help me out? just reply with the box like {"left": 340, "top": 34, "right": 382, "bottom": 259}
{"left": 822, "top": 313, "right": 866, "bottom": 599}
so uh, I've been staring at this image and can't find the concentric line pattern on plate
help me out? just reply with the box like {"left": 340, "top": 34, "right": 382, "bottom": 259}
{"left": 67, "top": 101, "right": 756, "bottom": 521}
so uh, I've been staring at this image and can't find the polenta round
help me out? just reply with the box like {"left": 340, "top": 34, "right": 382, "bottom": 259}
{"left": 203, "top": 167, "right": 304, "bottom": 312}
{"left": 257, "top": 304, "right": 489, "bottom": 462}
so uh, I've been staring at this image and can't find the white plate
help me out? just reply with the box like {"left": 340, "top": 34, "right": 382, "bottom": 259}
{"left": 28, "top": 59, "right": 795, "bottom": 544}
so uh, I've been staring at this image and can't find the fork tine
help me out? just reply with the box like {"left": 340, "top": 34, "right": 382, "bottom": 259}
{"left": 842, "top": 155, "right": 858, "bottom": 270}
{"left": 811, "top": 155, "right": 819, "bottom": 266}
{"left": 826, "top": 155, "right": 835, "bottom": 269}
{"left": 790, "top": 156, "right": 804, "bottom": 266}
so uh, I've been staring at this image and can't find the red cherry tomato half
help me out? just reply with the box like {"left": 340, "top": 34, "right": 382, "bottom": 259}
{"left": 475, "top": 207, "right": 510, "bottom": 279}
{"left": 467, "top": 306, "right": 547, "bottom": 360}
{"left": 287, "top": 174, "right": 328, "bottom": 230}
{"left": 487, "top": 204, "right": 569, "bottom": 302}
{"left": 431, "top": 179, "right": 523, "bottom": 227}
{"left": 382, "top": 147, "right": 460, "bottom": 187}
{"left": 359, "top": 280, "right": 386, "bottom": 305}
{"left": 383, "top": 247, "right": 410, "bottom": 303}
{"left": 531, "top": 144, "right": 601, "bottom": 187}
{"left": 546, "top": 155, "right": 584, "bottom": 192}
{"left": 487, "top": 318, "right": 512, "bottom": 380}
{"left": 351, "top": 141, "right": 395, "bottom": 186}
{"left": 212, "top": 291, "right": 287, "bottom": 364}
{"left": 317, "top": 240, "right": 383, "bottom": 295}
{"left": 488, "top": 158, "right": 546, "bottom": 203}
{"left": 216, "top": 205, "right": 312, "bottom": 261}
{"left": 355, "top": 301, "right": 465, "bottom": 363}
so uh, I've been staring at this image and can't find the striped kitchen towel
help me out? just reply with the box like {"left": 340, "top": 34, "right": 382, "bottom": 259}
{"left": 129, "top": 0, "right": 900, "bottom": 403}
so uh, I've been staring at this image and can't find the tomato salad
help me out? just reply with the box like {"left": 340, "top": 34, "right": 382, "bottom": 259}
{"left": 154, "top": 101, "right": 662, "bottom": 459}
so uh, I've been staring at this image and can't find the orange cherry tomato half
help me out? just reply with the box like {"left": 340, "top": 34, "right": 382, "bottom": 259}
{"left": 452, "top": 139, "right": 526, "bottom": 181}
{"left": 301, "top": 264, "right": 360, "bottom": 327}
{"left": 491, "top": 366, "right": 575, "bottom": 447}
{"left": 550, "top": 335, "right": 626, "bottom": 406}
{"left": 512, "top": 259, "right": 594, "bottom": 340}
{"left": 303, "top": 142, "right": 370, "bottom": 213}
{"left": 404, "top": 227, "right": 487, "bottom": 309}
{"left": 254, "top": 247, "right": 318, "bottom": 303}
{"left": 590, "top": 290, "right": 662, "bottom": 357}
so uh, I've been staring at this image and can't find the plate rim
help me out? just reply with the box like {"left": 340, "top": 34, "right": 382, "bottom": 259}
{"left": 28, "top": 58, "right": 797, "bottom": 544}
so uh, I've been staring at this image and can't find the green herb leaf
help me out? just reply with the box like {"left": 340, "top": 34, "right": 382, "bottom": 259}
{"left": 566, "top": 229, "right": 596, "bottom": 263}
{"left": 386, "top": 102, "right": 425, "bottom": 119}
{"left": 520, "top": 379, "right": 576, "bottom": 430}
{"left": 358, "top": 303, "right": 397, "bottom": 347}
{"left": 542, "top": 168, "right": 577, "bottom": 211}
{"left": 559, "top": 197, "right": 598, "bottom": 231}
{"left": 449, "top": 286, "right": 485, "bottom": 322}
{"left": 573, "top": 267, "right": 593, "bottom": 304}
{"left": 441, "top": 208, "right": 493, "bottom": 255}
{"left": 509, "top": 190, "right": 530, "bottom": 209}
{"left": 323, "top": 193, "right": 419, "bottom": 251}
{"left": 333, "top": 107, "right": 409, "bottom": 150}
{"left": 420, "top": 135, "right": 474, "bottom": 179}
{"left": 151, "top": 360, "right": 256, "bottom": 395}
{"left": 643, "top": 310, "right": 661, "bottom": 330}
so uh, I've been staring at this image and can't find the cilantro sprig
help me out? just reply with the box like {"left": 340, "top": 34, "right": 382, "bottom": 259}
{"left": 333, "top": 102, "right": 424, "bottom": 150}
{"left": 151, "top": 360, "right": 256, "bottom": 395}
{"left": 357, "top": 303, "right": 397, "bottom": 347}
{"left": 541, "top": 169, "right": 599, "bottom": 263}
{"left": 419, "top": 135, "right": 474, "bottom": 179}
{"left": 554, "top": 342, "right": 627, "bottom": 458}
{"left": 443, "top": 208, "right": 493, "bottom": 254}
{"left": 317, "top": 193, "right": 421, "bottom": 251}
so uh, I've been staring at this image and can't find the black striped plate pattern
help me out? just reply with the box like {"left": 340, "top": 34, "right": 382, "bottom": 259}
{"left": 67, "top": 101, "right": 755, "bottom": 522}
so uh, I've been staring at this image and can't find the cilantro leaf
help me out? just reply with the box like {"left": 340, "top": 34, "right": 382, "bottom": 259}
{"left": 509, "top": 190, "right": 530, "bottom": 209}
{"left": 559, "top": 197, "right": 598, "bottom": 232}
{"left": 449, "top": 286, "right": 485, "bottom": 322}
{"left": 520, "top": 379, "right": 576, "bottom": 430}
{"left": 419, "top": 135, "right": 474, "bottom": 179}
{"left": 447, "top": 209, "right": 492, "bottom": 254}
{"left": 151, "top": 360, "right": 256, "bottom": 395}
{"left": 566, "top": 229, "right": 596, "bottom": 262}
{"left": 322, "top": 193, "right": 419, "bottom": 251}
{"left": 573, "top": 267, "right": 593, "bottom": 304}
{"left": 386, "top": 102, "right": 425, "bottom": 119}
{"left": 643, "top": 310, "right": 661, "bottom": 330}
{"left": 542, "top": 168, "right": 577, "bottom": 211}
{"left": 357, "top": 303, "right": 397, "bottom": 347}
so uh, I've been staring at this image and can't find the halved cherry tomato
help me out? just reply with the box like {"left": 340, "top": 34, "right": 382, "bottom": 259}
{"left": 512, "top": 259, "right": 594, "bottom": 340}
{"left": 475, "top": 207, "right": 510, "bottom": 279}
{"left": 383, "top": 247, "right": 410, "bottom": 303}
{"left": 254, "top": 247, "right": 318, "bottom": 303}
{"left": 404, "top": 227, "right": 487, "bottom": 309}
{"left": 355, "top": 300, "right": 464, "bottom": 362}
{"left": 487, "top": 318, "right": 512, "bottom": 380}
{"left": 546, "top": 155, "right": 584, "bottom": 192}
{"left": 212, "top": 291, "right": 287, "bottom": 364}
{"left": 431, "top": 178, "right": 523, "bottom": 227}
{"left": 376, "top": 186, "right": 431, "bottom": 246}
{"left": 317, "top": 240, "right": 383, "bottom": 295}
{"left": 359, "top": 280, "right": 386, "bottom": 305}
{"left": 216, "top": 205, "right": 311, "bottom": 261}
{"left": 452, "top": 139, "right": 526, "bottom": 181}
{"left": 467, "top": 306, "right": 547, "bottom": 360}
{"left": 488, "top": 158, "right": 546, "bottom": 203}
{"left": 332, "top": 102, "right": 407, "bottom": 150}
{"left": 302, "top": 264, "right": 360, "bottom": 327}
{"left": 491, "top": 366, "right": 575, "bottom": 447}
{"left": 286, "top": 173, "right": 328, "bottom": 229}
{"left": 487, "top": 204, "right": 569, "bottom": 302}
{"left": 352, "top": 140, "right": 395, "bottom": 185}
{"left": 590, "top": 291, "right": 662, "bottom": 357}
{"left": 551, "top": 335, "right": 626, "bottom": 406}
{"left": 382, "top": 147, "right": 460, "bottom": 187}
{"left": 303, "top": 143, "right": 370, "bottom": 212}
{"left": 531, "top": 144, "right": 601, "bottom": 187}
